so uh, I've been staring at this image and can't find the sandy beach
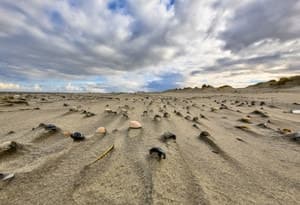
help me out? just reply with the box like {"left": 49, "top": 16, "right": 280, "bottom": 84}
{"left": 0, "top": 88, "right": 299, "bottom": 205}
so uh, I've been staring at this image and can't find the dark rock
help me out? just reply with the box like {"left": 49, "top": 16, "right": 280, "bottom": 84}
{"left": 185, "top": 115, "right": 192, "bottom": 120}
{"left": 163, "top": 112, "right": 170, "bottom": 118}
{"left": 39, "top": 123, "right": 58, "bottom": 132}
{"left": 257, "top": 123, "right": 269, "bottom": 129}
{"left": 220, "top": 104, "right": 228, "bottom": 110}
{"left": 251, "top": 110, "right": 269, "bottom": 118}
{"left": 199, "top": 131, "right": 210, "bottom": 138}
{"left": 154, "top": 114, "right": 162, "bottom": 121}
{"left": 70, "top": 132, "right": 85, "bottom": 141}
{"left": 200, "top": 114, "right": 207, "bottom": 119}
{"left": 193, "top": 124, "right": 199, "bottom": 129}
{"left": 149, "top": 147, "right": 166, "bottom": 160}
{"left": 236, "top": 138, "right": 245, "bottom": 142}
{"left": 161, "top": 132, "right": 176, "bottom": 142}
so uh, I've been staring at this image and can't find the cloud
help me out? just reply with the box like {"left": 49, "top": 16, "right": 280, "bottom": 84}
{"left": 0, "top": 0, "right": 299, "bottom": 91}
{"left": 220, "top": 0, "right": 300, "bottom": 52}
{"left": 0, "top": 82, "right": 21, "bottom": 90}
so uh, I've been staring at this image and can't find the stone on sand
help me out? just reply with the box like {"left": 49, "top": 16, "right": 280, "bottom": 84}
{"left": 0, "top": 141, "right": 18, "bottom": 154}
{"left": 129, "top": 121, "right": 142, "bottom": 129}
{"left": 161, "top": 131, "right": 176, "bottom": 142}
{"left": 0, "top": 173, "right": 15, "bottom": 181}
{"left": 96, "top": 127, "right": 106, "bottom": 134}
{"left": 63, "top": 131, "right": 72, "bottom": 137}
{"left": 70, "top": 132, "right": 85, "bottom": 141}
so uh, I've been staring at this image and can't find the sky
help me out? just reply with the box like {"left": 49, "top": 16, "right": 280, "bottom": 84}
{"left": 0, "top": 0, "right": 300, "bottom": 92}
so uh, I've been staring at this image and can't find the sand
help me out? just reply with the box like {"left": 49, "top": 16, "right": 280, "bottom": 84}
{"left": 0, "top": 89, "right": 299, "bottom": 205}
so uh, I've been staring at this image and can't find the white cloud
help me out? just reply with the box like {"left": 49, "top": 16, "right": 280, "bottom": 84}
{"left": 65, "top": 82, "right": 82, "bottom": 92}
{"left": 34, "top": 84, "right": 42, "bottom": 91}
{"left": 0, "top": 0, "right": 299, "bottom": 91}
{"left": 0, "top": 82, "right": 21, "bottom": 90}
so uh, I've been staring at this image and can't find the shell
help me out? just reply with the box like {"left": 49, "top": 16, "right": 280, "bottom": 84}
{"left": 129, "top": 121, "right": 142, "bottom": 129}
{"left": 96, "top": 127, "right": 106, "bottom": 134}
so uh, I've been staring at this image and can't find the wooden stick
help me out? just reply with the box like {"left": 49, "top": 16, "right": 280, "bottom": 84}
{"left": 91, "top": 144, "right": 114, "bottom": 164}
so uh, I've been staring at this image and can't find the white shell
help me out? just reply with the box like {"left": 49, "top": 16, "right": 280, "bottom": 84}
{"left": 129, "top": 121, "right": 142, "bottom": 129}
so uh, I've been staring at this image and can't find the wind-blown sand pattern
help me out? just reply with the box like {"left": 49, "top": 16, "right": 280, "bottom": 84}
{"left": 0, "top": 89, "right": 299, "bottom": 205}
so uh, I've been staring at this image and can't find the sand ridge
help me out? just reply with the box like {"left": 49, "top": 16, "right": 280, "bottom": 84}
{"left": 0, "top": 91, "right": 299, "bottom": 205}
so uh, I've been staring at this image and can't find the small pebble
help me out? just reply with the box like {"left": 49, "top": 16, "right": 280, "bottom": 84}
{"left": 129, "top": 121, "right": 142, "bottom": 129}
{"left": 70, "top": 132, "right": 85, "bottom": 141}
{"left": 96, "top": 127, "right": 106, "bottom": 134}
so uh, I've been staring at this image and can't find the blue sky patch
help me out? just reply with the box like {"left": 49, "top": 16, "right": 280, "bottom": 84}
{"left": 49, "top": 10, "right": 64, "bottom": 26}
{"left": 108, "top": 0, "right": 127, "bottom": 12}
{"left": 147, "top": 72, "right": 183, "bottom": 91}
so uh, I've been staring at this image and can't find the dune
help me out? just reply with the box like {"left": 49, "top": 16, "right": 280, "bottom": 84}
{"left": 0, "top": 83, "right": 300, "bottom": 204}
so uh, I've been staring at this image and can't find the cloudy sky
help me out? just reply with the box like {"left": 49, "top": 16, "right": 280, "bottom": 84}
{"left": 0, "top": 0, "right": 299, "bottom": 92}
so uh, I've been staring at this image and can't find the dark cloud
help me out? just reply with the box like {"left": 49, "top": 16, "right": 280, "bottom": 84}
{"left": 191, "top": 53, "right": 283, "bottom": 75}
{"left": 220, "top": 0, "right": 300, "bottom": 52}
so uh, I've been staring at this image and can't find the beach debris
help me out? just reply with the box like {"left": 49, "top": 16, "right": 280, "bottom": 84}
{"left": 257, "top": 122, "right": 269, "bottom": 129}
{"left": 163, "top": 112, "right": 170, "bottom": 118}
{"left": 154, "top": 114, "right": 162, "bottom": 121}
{"left": 250, "top": 110, "right": 269, "bottom": 118}
{"left": 198, "top": 132, "right": 221, "bottom": 154}
{"left": 237, "top": 103, "right": 245, "bottom": 107}
{"left": 70, "top": 132, "right": 85, "bottom": 141}
{"left": 69, "top": 106, "right": 79, "bottom": 112}
{"left": 149, "top": 147, "right": 166, "bottom": 160}
{"left": 175, "top": 111, "right": 183, "bottom": 117}
{"left": 235, "top": 125, "right": 250, "bottom": 131}
{"left": 2, "top": 95, "right": 29, "bottom": 105}
{"left": 0, "top": 173, "right": 15, "bottom": 181}
{"left": 260, "top": 101, "right": 266, "bottom": 106}
{"left": 193, "top": 124, "right": 199, "bottom": 129}
{"left": 161, "top": 132, "right": 176, "bottom": 142}
{"left": 210, "top": 107, "right": 217, "bottom": 112}
{"left": 220, "top": 104, "right": 229, "bottom": 110}
{"left": 185, "top": 115, "right": 192, "bottom": 120}
{"left": 129, "top": 121, "right": 142, "bottom": 129}
{"left": 199, "top": 131, "right": 211, "bottom": 138}
{"left": 121, "top": 108, "right": 128, "bottom": 114}
{"left": 239, "top": 117, "right": 252, "bottom": 124}
{"left": 284, "top": 132, "right": 300, "bottom": 142}
{"left": 192, "top": 117, "right": 199, "bottom": 122}
{"left": 0, "top": 141, "right": 18, "bottom": 154}
{"left": 236, "top": 138, "right": 246, "bottom": 142}
{"left": 83, "top": 111, "right": 95, "bottom": 117}
{"left": 105, "top": 108, "right": 113, "bottom": 113}
{"left": 122, "top": 113, "right": 129, "bottom": 118}
{"left": 96, "top": 127, "right": 106, "bottom": 134}
{"left": 278, "top": 128, "right": 292, "bottom": 134}
{"left": 63, "top": 131, "right": 72, "bottom": 137}
{"left": 63, "top": 103, "right": 69, "bottom": 107}
{"left": 7, "top": 131, "right": 15, "bottom": 135}
{"left": 90, "top": 144, "right": 114, "bottom": 164}
{"left": 39, "top": 123, "right": 58, "bottom": 132}
{"left": 291, "top": 110, "right": 300, "bottom": 114}
{"left": 200, "top": 114, "right": 207, "bottom": 119}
